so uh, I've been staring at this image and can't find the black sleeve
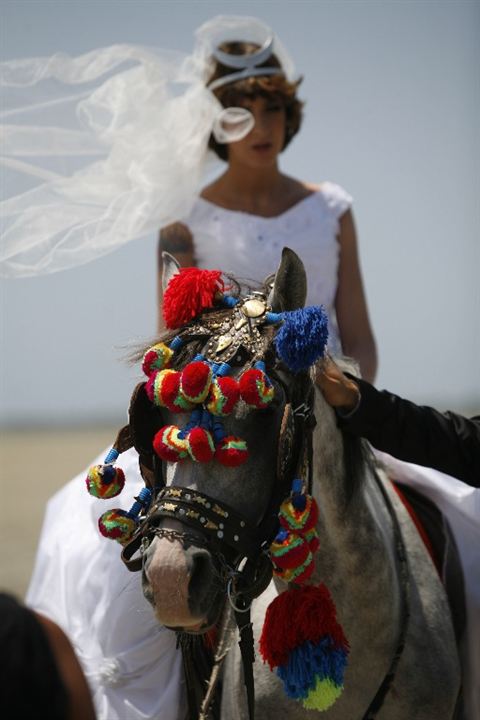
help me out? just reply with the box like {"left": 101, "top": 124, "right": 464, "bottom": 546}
{"left": 336, "top": 376, "right": 480, "bottom": 487}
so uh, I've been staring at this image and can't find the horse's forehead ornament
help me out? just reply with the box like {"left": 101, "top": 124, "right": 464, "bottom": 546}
{"left": 84, "top": 265, "right": 348, "bottom": 715}
{"left": 203, "top": 292, "right": 273, "bottom": 363}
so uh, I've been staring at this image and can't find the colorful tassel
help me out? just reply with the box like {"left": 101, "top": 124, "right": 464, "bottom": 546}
{"left": 98, "top": 488, "right": 152, "bottom": 544}
{"left": 98, "top": 509, "right": 137, "bottom": 544}
{"left": 85, "top": 464, "right": 125, "bottom": 499}
{"left": 145, "top": 369, "right": 193, "bottom": 412}
{"left": 270, "top": 529, "right": 316, "bottom": 582}
{"left": 180, "top": 361, "right": 213, "bottom": 404}
{"left": 269, "top": 528, "right": 311, "bottom": 570}
{"left": 270, "top": 533, "right": 315, "bottom": 584}
{"left": 273, "top": 555, "right": 316, "bottom": 584}
{"left": 214, "top": 435, "right": 249, "bottom": 467}
{"left": 279, "top": 494, "right": 319, "bottom": 536}
{"left": 259, "top": 584, "right": 349, "bottom": 711}
{"left": 186, "top": 427, "right": 215, "bottom": 463}
{"left": 274, "top": 306, "right": 329, "bottom": 372}
{"left": 206, "top": 376, "right": 240, "bottom": 416}
{"left": 162, "top": 268, "right": 225, "bottom": 329}
{"left": 142, "top": 342, "right": 174, "bottom": 376}
{"left": 270, "top": 488, "right": 319, "bottom": 581}
{"left": 304, "top": 527, "right": 320, "bottom": 553}
{"left": 239, "top": 367, "right": 274, "bottom": 408}
{"left": 302, "top": 674, "right": 344, "bottom": 711}
{"left": 153, "top": 425, "right": 189, "bottom": 462}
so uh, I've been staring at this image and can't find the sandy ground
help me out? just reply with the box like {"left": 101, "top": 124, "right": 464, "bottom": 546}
{"left": 0, "top": 426, "right": 118, "bottom": 599}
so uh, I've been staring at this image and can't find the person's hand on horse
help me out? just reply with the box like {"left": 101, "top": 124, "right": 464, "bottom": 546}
{"left": 316, "top": 357, "right": 360, "bottom": 412}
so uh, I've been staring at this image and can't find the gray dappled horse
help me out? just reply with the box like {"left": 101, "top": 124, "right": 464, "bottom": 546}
{"left": 134, "top": 249, "right": 460, "bottom": 719}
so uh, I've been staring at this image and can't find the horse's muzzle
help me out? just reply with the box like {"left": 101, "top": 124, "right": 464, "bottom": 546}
{"left": 142, "top": 532, "right": 224, "bottom": 631}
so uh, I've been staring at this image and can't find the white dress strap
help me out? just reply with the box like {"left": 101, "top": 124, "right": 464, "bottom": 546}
{"left": 319, "top": 181, "right": 353, "bottom": 226}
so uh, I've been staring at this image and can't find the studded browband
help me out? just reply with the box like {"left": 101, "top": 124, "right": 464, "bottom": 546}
{"left": 122, "top": 484, "right": 261, "bottom": 571}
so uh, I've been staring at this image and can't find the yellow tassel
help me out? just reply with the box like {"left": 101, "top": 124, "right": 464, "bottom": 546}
{"left": 302, "top": 677, "right": 343, "bottom": 711}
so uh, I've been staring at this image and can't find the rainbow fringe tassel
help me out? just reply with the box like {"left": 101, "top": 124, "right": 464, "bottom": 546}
{"left": 259, "top": 583, "right": 349, "bottom": 711}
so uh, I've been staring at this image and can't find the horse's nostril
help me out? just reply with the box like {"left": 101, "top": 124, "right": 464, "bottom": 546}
{"left": 188, "top": 548, "right": 214, "bottom": 611}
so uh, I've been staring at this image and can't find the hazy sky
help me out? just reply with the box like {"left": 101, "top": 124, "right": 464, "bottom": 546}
{"left": 1, "top": 0, "right": 479, "bottom": 426}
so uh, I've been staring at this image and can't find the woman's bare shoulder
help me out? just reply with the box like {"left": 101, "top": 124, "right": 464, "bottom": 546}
{"left": 302, "top": 181, "right": 326, "bottom": 193}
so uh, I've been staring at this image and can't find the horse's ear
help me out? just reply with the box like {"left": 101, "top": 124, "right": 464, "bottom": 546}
{"left": 161, "top": 252, "right": 181, "bottom": 293}
{"left": 267, "top": 247, "right": 307, "bottom": 312}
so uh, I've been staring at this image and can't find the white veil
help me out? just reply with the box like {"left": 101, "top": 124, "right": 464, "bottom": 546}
{"left": 0, "top": 16, "right": 295, "bottom": 278}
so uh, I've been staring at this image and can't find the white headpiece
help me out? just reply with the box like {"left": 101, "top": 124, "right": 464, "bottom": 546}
{"left": 0, "top": 16, "right": 295, "bottom": 277}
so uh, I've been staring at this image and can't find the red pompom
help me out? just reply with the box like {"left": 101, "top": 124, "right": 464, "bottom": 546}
{"left": 239, "top": 368, "right": 274, "bottom": 408}
{"left": 163, "top": 268, "right": 225, "bottom": 329}
{"left": 259, "top": 584, "right": 349, "bottom": 669}
{"left": 304, "top": 527, "right": 320, "bottom": 554}
{"left": 270, "top": 530, "right": 311, "bottom": 570}
{"left": 280, "top": 557, "right": 316, "bottom": 584}
{"left": 85, "top": 464, "right": 125, "bottom": 499}
{"left": 279, "top": 495, "right": 319, "bottom": 535}
{"left": 145, "top": 370, "right": 193, "bottom": 412}
{"left": 186, "top": 427, "right": 215, "bottom": 463}
{"left": 206, "top": 376, "right": 240, "bottom": 416}
{"left": 214, "top": 436, "right": 249, "bottom": 467}
{"left": 180, "top": 361, "right": 212, "bottom": 403}
{"left": 153, "top": 425, "right": 188, "bottom": 462}
{"left": 142, "top": 343, "right": 173, "bottom": 376}
{"left": 98, "top": 509, "right": 137, "bottom": 544}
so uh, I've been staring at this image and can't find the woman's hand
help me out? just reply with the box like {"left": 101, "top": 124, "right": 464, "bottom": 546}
{"left": 315, "top": 358, "right": 361, "bottom": 411}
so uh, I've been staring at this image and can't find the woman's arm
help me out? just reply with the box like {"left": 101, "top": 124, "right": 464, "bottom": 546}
{"left": 157, "top": 222, "right": 196, "bottom": 332}
{"left": 335, "top": 209, "right": 378, "bottom": 382}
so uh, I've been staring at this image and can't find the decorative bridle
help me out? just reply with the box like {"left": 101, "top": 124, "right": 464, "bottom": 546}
{"left": 133, "top": 368, "right": 317, "bottom": 720}
{"left": 85, "top": 266, "right": 410, "bottom": 720}
{"left": 118, "top": 290, "right": 322, "bottom": 719}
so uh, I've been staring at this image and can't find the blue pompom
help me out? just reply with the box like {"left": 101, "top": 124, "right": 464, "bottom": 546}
{"left": 274, "top": 306, "right": 329, "bottom": 372}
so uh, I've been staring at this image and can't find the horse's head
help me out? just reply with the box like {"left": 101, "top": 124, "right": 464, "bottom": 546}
{"left": 135, "top": 248, "right": 320, "bottom": 632}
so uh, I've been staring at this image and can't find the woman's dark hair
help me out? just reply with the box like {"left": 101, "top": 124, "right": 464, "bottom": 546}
{"left": 0, "top": 593, "right": 69, "bottom": 719}
{"left": 208, "top": 41, "right": 304, "bottom": 161}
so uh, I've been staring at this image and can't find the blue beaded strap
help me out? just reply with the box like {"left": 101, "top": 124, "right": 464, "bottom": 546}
{"left": 265, "top": 311, "right": 283, "bottom": 324}
{"left": 169, "top": 335, "right": 184, "bottom": 351}
{"left": 212, "top": 419, "right": 226, "bottom": 443}
{"left": 127, "top": 487, "right": 152, "bottom": 519}
{"left": 222, "top": 295, "right": 238, "bottom": 308}
{"left": 104, "top": 448, "right": 119, "bottom": 464}
{"left": 290, "top": 478, "right": 307, "bottom": 510}
{"left": 212, "top": 361, "right": 231, "bottom": 377}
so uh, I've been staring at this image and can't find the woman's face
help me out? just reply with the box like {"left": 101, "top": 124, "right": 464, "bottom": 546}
{"left": 226, "top": 95, "right": 286, "bottom": 169}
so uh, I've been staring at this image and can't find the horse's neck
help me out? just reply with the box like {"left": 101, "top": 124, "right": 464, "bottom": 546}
{"left": 310, "top": 391, "right": 401, "bottom": 696}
